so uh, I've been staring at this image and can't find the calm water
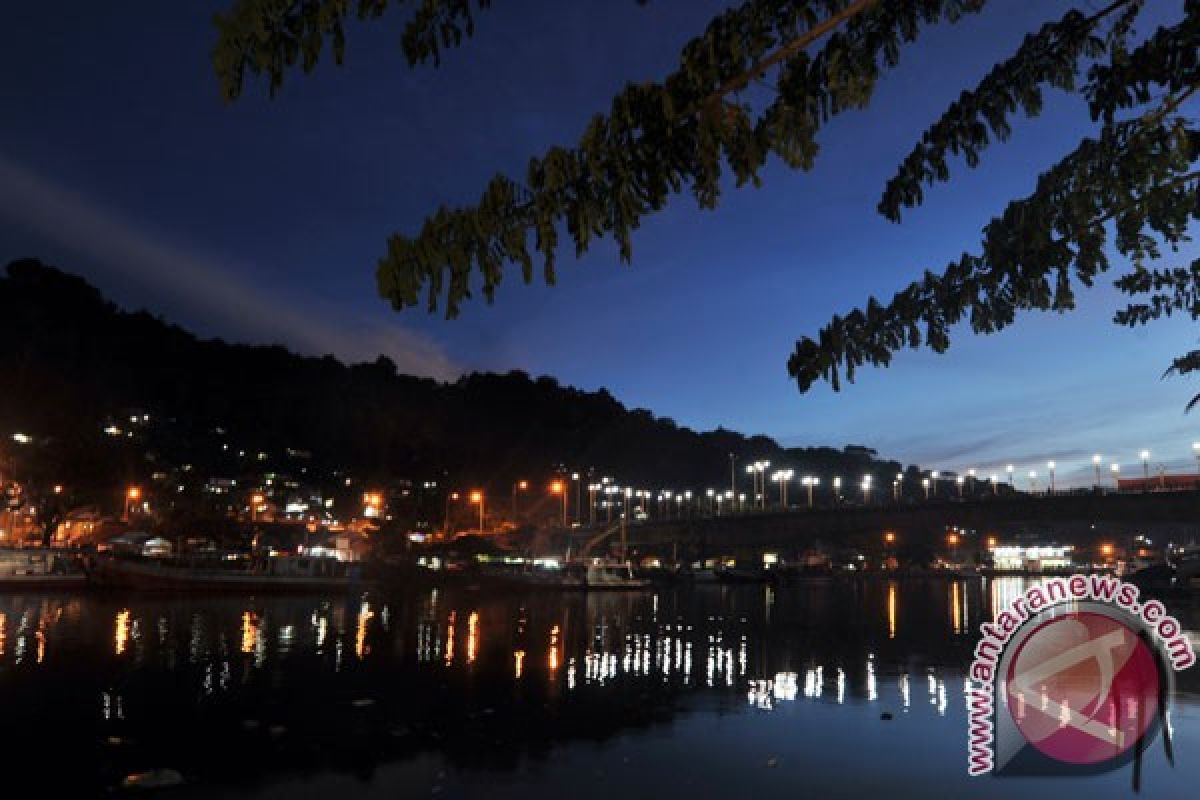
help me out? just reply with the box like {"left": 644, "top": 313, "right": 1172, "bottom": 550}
{"left": 1, "top": 579, "right": 1198, "bottom": 798}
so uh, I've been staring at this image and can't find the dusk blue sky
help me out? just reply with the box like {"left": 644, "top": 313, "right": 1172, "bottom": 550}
{"left": 3, "top": 1, "right": 1198, "bottom": 486}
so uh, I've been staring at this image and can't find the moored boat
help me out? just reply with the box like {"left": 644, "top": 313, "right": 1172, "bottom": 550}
{"left": 85, "top": 553, "right": 364, "bottom": 592}
{"left": 0, "top": 549, "right": 87, "bottom": 590}
{"left": 481, "top": 558, "right": 651, "bottom": 590}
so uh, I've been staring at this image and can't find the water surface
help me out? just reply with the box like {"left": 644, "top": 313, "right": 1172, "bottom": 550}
{"left": 1, "top": 578, "right": 1197, "bottom": 797}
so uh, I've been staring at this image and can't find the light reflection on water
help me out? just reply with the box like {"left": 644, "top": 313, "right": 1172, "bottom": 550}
{"left": 0, "top": 580, "right": 1194, "bottom": 796}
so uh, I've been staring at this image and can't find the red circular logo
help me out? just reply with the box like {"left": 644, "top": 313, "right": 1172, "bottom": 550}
{"left": 1006, "top": 611, "right": 1160, "bottom": 765}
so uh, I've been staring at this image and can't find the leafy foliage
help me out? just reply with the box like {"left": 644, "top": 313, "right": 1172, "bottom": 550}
{"left": 789, "top": 0, "right": 1200, "bottom": 397}
{"left": 213, "top": 0, "right": 493, "bottom": 101}
{"left": 214, "top": 0, "right": 1200, "bottom": 406}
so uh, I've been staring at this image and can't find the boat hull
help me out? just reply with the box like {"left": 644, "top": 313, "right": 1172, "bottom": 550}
{"left": 86, "top": 557, "right": 362, "bottom": 593}
{"left": 0, "top": 574, "right": 88, "bottom": 591}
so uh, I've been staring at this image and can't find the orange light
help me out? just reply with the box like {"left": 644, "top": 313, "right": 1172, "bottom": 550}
{"left": 53, "top": 485, "right": 63, "bottom": 495}
{"left": 884, "top": 531, "right": 896, "bottom": 544}
{"left": 549, "top": 480, "right": 564, "bottom": 494}
{"left": 517, "top": 480, "right": 528, "bottom": 490}
{"left": 251, "top": 492, "right": 264, "bottom": 505}
{"left": 1101, "top": 544, "right": 1114, "bottom": 557}
{"left": 987, "top": 536, "right": 998, "bottom": 549}
{"left": 126, "top": 487, "right": 141, "bottom": 501}
{"left": 947, "top": 533, "right": 959, "bottom": 546}
{"left": 450, "top": 492, "right": 460, "bottom": 500}
{"left": 469, "top": 491, "right": 483, "bottom": 504}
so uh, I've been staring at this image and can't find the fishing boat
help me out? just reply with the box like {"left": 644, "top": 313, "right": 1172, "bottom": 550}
{"left": 85, "top": 553, "right": 365, "bottom": 592}
{"left": 483, "top": 558, "right": 651, "bottom": 590}
{"left": 0, "top": 549, "right": 86, "bottom": 590}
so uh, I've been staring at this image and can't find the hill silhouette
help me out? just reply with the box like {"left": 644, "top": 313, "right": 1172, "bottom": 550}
{"left": 0, "top": 258, "right": 909, "bottom": 509}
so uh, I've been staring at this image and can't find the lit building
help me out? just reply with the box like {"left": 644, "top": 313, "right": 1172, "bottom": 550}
{"left": 990, "top": 544, "right": 1074, "bottom": 573}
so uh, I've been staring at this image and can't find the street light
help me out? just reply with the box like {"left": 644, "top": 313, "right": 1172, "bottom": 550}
{"left": 1028, "top": 470, "right": 1038, "bottom": 494}
{"left": 989, "top": 474, "right": 999, "bottom": 495}
{"left": 801, "top": 475, "right": 818, "bottom": 508}
{"left": 571, "top": 473, "right": 581, "bottom": 524}
{"left": 771, "top": 469, "right": 793, "bottom": 508}
{"left": 549, "top": 480, "right": 567, "bottom": 526}
{"left": 1006, "top": 464, "right": 1014, "bottom": 486}
{"left": 250, "top": 491, "right": 265, "bottom": 523}
{"left": 833, "top": 476, "right": 842, "bottom": 504}
{"left": 956, "top": 474, "right": 964, "bottom": 498}
{"left": 921, "top": 477, "right": 930, "bottom": 500}
{"left": 861, "top": 475, "right": 872, "bottom": 504}
{"left": 1111, "top": 462, "right": 1120, "bottom": 490}
{"left": 443, "top": 491, "right": 460, "bottom": 534}
{"left": 469, "top": 490, "right": 484, "bottom": 534}
{"left": 1047, "top": 461, "right": 1056, "bottom": 495}
{"left": 512, "top": 479, "right": 528, "bottom": 521}
{"left": 1140, "top": 450, "right": 1151, "bottom": 486}
{"left": 124, "top": 486, "right": 142, "bottom": 521}
{"left": 1093, "top": 454, "right": 1102, "bottom": 489}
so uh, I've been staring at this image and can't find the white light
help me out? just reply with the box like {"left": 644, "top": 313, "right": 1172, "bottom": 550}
{"left": 1093, "top": 454, "right": 1102, "bottom": 464}
{"left": 1140, "top": 450, "right": 1151, "bottom": 460}
{"left": 11, "top": 433, "right": 32, "bottom": 444}
{"left": 1047, "top": 461, "right": 1056, "bottom": 470}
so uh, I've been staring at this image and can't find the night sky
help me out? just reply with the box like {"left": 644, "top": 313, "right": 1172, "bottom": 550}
{"left": 3, "top": 1, "right": 1197, "bottom": 485}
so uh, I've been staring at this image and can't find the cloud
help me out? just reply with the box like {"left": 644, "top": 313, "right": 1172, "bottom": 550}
{"left": 0, "top": 152, "right": 462, "bottom": 381}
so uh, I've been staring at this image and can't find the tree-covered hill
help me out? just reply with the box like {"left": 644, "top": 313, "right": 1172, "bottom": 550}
{"left": 0, "top": 258, "right": 909, "bottom": 500}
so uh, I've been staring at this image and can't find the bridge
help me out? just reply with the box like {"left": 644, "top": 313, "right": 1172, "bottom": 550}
{"left": 581, "top": 490, "right": 1200, "bottom": 558}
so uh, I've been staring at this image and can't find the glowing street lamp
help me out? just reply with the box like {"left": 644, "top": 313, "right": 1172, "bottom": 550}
{"left": 124, "top": 486, "right": 142, "bottom": 521}
{"left": 861, "top": 475, "right": 873, "bottom": 504}
{"left": 1111, "top": 462, "right": 1120, "bottom": 490}
{"left": 442, "top": 491, "right": 460, "bottom": 534}
{"left": 512, "top": 479, "right": 528, "bottom": 521}
{"left": 250, "top": 491, "right": 265, "bottom": 523}
{"left": 1006, "top": 464, "right": 1014, "bottom": 486}
{"left": 956, "top": 474, "right": 964, "bottom": 498}
{"left": 771, "top": 469, "right": 793, "bottom": 508}
{"left": 571, "top": 473, "right": 581, "bottom": 524}
{"left": 921, "top": 477, "right": 930, "bottom": 500}
{"left": 1140, "top": 450, "right": 1151, "bottom": 484}
{"left": 469, "top": 490, "right": 484, "bottom": 534}
{"left": 1092, "top": 454, "right": 1103, "bottom": 489}
{"left": 989, "top": 474, "right": 999, "bottom": 495}
{"left": 832, "top": 476, "right": 842, "bottom": 505}
{"left": 1047, "top": 461, "right": 1056, "bottom": 495}
{"left": 801, "top": 475, "right": 818, "bottom": 508}
{"left": 549, "top": 480, "right": 567, "bottom": 526}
